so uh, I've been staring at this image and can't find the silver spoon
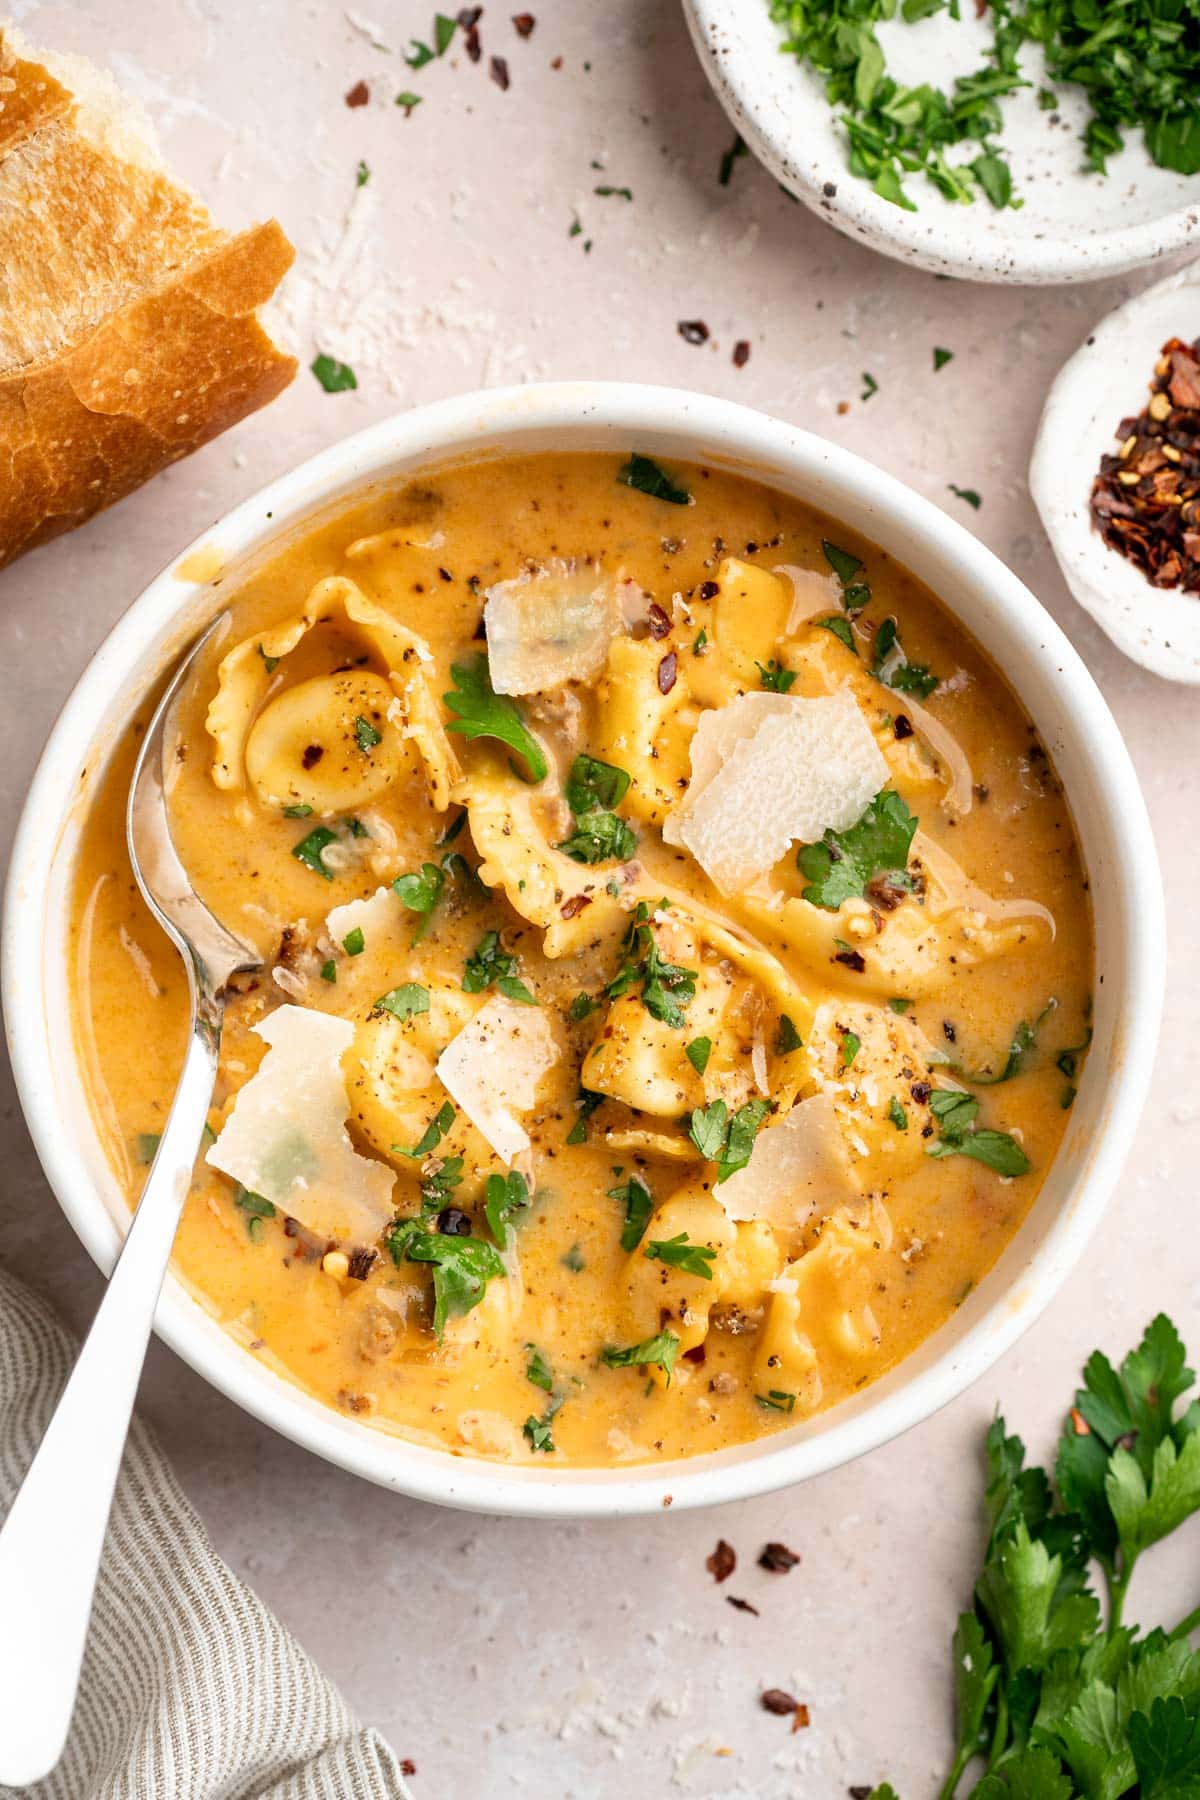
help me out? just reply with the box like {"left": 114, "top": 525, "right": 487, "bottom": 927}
{"left": 0, "top": 615, "right": 262, "bottom": 1787}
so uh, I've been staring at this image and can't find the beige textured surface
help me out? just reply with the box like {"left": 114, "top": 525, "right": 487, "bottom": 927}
{"left": 0, "top": 2, "right": 1197, "bottom": 1794}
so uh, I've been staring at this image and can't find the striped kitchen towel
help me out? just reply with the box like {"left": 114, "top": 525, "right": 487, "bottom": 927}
{"left": 0, "top": 1267, "right": 411, "bottom": 1800}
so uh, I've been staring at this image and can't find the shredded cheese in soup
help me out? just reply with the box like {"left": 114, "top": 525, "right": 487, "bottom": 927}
{"left": 69, "top": 453, "right": 1093, "bottom": 1466}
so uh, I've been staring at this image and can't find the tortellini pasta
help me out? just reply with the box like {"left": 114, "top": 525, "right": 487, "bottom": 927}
{"left": 591, "top": 635, "right": 692, "bottom": 827}
{"left": 245, "top": 671, "right": 407, "bottom": 814}
{"left": 753, "top": 1204, "right": 891, "bottom": 1411}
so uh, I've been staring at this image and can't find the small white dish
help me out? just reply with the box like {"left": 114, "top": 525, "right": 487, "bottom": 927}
{"left": 683, "top": 0, "right": 1200, "bottom": 284}
{"left": 1031, "top": 261, "right": 1200, "bottom": 683}
{"left": 2, "top": 382, "right": 1164, "bottom": 1517}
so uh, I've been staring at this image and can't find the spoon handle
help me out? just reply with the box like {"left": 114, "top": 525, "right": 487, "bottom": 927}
{"left": 0, "top": 1002, "right": 221, "bottom": 1788}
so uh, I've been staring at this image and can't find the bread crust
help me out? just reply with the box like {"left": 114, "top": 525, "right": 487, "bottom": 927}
{"left": 0, "top": 31, "right": 296, "bottom": 571}
{"left": 0, "top": 221, "right": 298, "bottom": 569}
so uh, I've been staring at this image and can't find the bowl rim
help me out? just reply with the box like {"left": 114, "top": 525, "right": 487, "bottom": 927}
{"left": 682, "top": 0, "right": 1200, "bottom": 285}
{"left": 2, "top": 379, "right": 1165, "bottom": 1517}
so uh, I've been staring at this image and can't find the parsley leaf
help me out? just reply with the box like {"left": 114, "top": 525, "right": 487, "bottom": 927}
{"left": 402, "top": 1230, "right": 505, "bottom": 1338}
{"left": 394, "top": 1100, "right": 455, "bottom": 1160}
{"left": 310, "top": 354, "right": 357, "bottom": 393}
{"left": 822, "top": 539, "right": 863, "bottom": 585}
{"left": 605, "top": 902, "right": 696, "bottom": 1028}
{"left": 685, "top": 1036, "right": 712, "bottom": 1076}
{"left": 871, "top": 617, "right": 940, "bottom": 699}
{"left": 602, "top": 1330, "right": 680, "bottom": 1382}
{"left": 644, "top": 1232, "right": 718, "bottom": 1280}
{"left": 959, "top": 1000, "right": 1058, "bottom": 1085}
{"left": 565, "top": 754, "right": 631, "bottom": 814}
{"left": 525, "top": 1345, "right": 553, "bottom": 1392}
{"left": 687, "top": 1097, "right": 771, "bottom": 1182}
{"left": 609, "top": 1174, "right": 653, "bottom": 1251}
{"left": 483, "top": 1169, "right": 530, "bottom": 1250}
{"left": 462, "top": 930, "right": 536, "bottom": 1004}
{"left": 756, "top": 660, "right": 797, "bottom": 693}
{"left": 393, "top": 860, "right": 446, "bottom": 939}
{"left": 798, "top": 788, "right": 918, "bottom": 912}
{"left": 557, "top": 810, "right": 636, "bottom": 864}
{"left": 816, "top": 614, "right": 858, "bottom": 655}
{"left": 775, "top": 1014, "right": 803, "bottom": 1054}
{"left": 444, "top": 655, "right": 548, "bottom": 782}
{"left": 354, "top": 714, "right": 382, "bottom": 752}
{"left": 374, "top": 982, "right": 430, "bottom": 1022}
{"left": 617, "top": 454, "right": 692, "bottom": 506}
{"left": 292, "top": 825, "right": 339, "bottom": 879}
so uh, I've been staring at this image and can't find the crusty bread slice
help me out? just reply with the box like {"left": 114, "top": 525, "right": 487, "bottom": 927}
{"left": 0, "top": 26, "right": 296, "bottom": 570}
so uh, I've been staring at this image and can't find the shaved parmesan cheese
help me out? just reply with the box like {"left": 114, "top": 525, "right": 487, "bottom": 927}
{"left": 484, "top": 559, "right": 623, "bottom": 694}
{"left": 325, "top": 885, "right": 398, "bottom": 950}
{"left": 206, "top": 1005, "right": 394, "bottom": 1244}
{"left": 776, "top": 563, "right": 842, "bottom": 633}
{"left": 915, "top": 832, "right": 1056, "bottom": 937}
{"left": 719, "top": 1094, "right": 857, "bottom": 1232}
{"left": 436, "top": 996, "right": 559, "bottom": 1165}
{"left": 663, "top": 689, "right": 888, "bottom": 894}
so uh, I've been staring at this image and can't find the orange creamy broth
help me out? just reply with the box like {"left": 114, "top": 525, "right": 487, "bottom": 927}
{"left": 69, "top": 452, "right": 1093, "bottom": 1467}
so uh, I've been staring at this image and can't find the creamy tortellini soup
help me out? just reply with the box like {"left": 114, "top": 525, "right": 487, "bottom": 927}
{"left": 71, "top": 453, "right": 1093, "bottom": 1467}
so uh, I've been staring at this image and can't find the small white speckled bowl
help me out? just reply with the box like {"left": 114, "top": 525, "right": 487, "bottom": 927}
{"left": 1031, "top": 261, "right": 1200, "bottom": 683}
{"left": 2, "top": 383, "right": 1164, "bottom": 1516}
{"left": 683, "top": 0, "right": 1200, "bottom": 284}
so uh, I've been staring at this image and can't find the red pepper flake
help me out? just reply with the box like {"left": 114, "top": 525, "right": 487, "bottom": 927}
{"left": 345, "top": 80, "right": 370, "bottom": 107}
{"left": 401, "top": 1759, "right": 417, "bottom": 1777}
{"left": 458, "top": 6, "right": 482, "bottom": 60}
{"left": 761, "top": 1687, "right": 798, "bottom": 1715}
{"left": 347, "top": 1247, "right": 377, "bottom": 1281}
{"left": 1090, "top": 334, "right": 1200, "bottom": 593}
{"left": 706, "top": 1538, "right": 736, "bottom": 1583}
{"left": 834, "top": 946, "right": 866, "bottom": 973}
{"left": 793, "top": 1704, "right": 811, "bottom": 1732}
{"left": 893, "top": 713, "right": 914, "bottom": 740}
{"left": 647, "top": 601, "right": 672, "bottom": 639}
{"left": 726, "top": 1595, "right": 759, "bottom": 1616}
{"left": 559, "top": 893, "right": 592, "bottom": 919}
{"left": 678, "top": 320, "right": 710, "bottom": 346}
{"left": 1071, "top": 1407, "right": 1091, "bottom": 1436}
{"left": 490, "top": 54, "right": 510, "bottom": 88}
{"left": 698, "top": 579, "right": 719, "bottom": 601}
{"left": 512, "top": 11, "right": 536, "bottom": 34}
{"left": 551, "top": 54, "right": 563, "bottom": 68}
{"left": 657, "top": 650, "right": 678, "bottom": 694}
{"left": 732, "top": 339, "right": 751, "bottom": 369}
{"left": 758, "top": 1541, "right": 800, "bottom": 1574}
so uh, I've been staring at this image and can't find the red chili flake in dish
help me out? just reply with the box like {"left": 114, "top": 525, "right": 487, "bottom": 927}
{"left": 345, "top": 80, "right": 370, "bottom": 107}
{"left": 678, "top": 320, "right": 710, "bottom": 346}
{"left": 698, "top": 579, "right": 719, "bottom": 600}
{"left": 401, "top": 1759, "right": 417, "bottom": 1777}
{"left": 1090, "top": 335, "right": 1200, "bottom": 592}
{"left": 647, "top": 601, "right": 671, "bottom": 639}
{"left": 560, "top": 893, "right": 592, "bottom": 919}
{"left": 706, "top": 1538, "right": 736, "bottom": 1582}
{"left": 512, "top": 11, "right": 536, "bottom": 34}
{"left": 893, "top": 713, "right": 913, "bottom": 740}
{"left": 726, "top": 1594, "right": 759, "bottom": 1616}
{"left": 910, "top": 1080, "right": 932, "bottom": 1105}
{"left": 347, "top": 1247, "right": 377, "bottom": 1281}
{"left": 732, "top": 340, "right": 751, "bottom": 368}
{"left": 490, "top": 54, "right": 510, "bottom": 88}
{"left": 758, "top": 1541, "right": 800, "bottom": 1574}
{"left": 657, "top": 650, "right": 678, "bottom": 693}
{"left": 761, "top": 1687, "right": 798, "bottom": 1715}
{"left": 834, "top": 945, "right": 865, "bottom": 973}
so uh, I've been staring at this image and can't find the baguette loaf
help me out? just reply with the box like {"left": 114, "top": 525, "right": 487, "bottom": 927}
{"left": 0, "top": 27, "right": 297, "bottom": 570}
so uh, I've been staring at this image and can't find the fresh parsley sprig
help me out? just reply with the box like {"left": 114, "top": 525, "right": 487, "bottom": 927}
{"left": 444, "top": 655, "right": 548, "bottom": 783}
{"left": 927, "top": 1089, "right": 1030, "bottom": 1176}
{"left": 869, "top": 1315, "right": 1200, "bottom": 1800}
{"left": 462, "top": 930, "right": 537, "bottom": 1005}
{"left": 605, "top": 901, "right": 697, "bottom": 1028}
{"left": 688, "top": 1097, "right": 772, "bottom": 1183}
{"left": 557, "top": 753, "right": 638, "bottom": 865}
{"left": 798, "top": 788, "right": 918, "bottom": 913}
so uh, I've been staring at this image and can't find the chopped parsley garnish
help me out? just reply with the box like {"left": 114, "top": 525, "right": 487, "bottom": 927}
{"left": 644, "top": 1232, "right": 718, "bottom": 1280}
{"left": 604, "top": 901, "right": 696, "bottom": 1028}
{"left": 685, "top": 1036, "right": 712, "bottom": 1076}
{"left": 310, "top": 354, "right": 357, "bottom": 393}
{"left": 342, "top": 925, "right": 365, "bottom": 956}
{"left": 841, "top": 1029, "right": 861, "bottom": 1070}
{"left": 798, "top": 788, "right": 918, "bottom": 912}
{"left": 565, "top": 754, "right": 631, "bottom": 814}
{"left": 483, "top": 1169, "right": 530, "bottom": 1250}
{"left": 568, "top": 992, "right": 598, "bottom": 1023}
{"left": 394, "top": 1229, "right": 505, "bottom": 1338}
{"left": 347, "top": 817, "right": 369, "bottom": 838}
{"left": 393, "top": 861, "right": 446, "bottom": 939}
{"left": 755, "top": 1389, "right": 797, "bottom": 1414}
{"left": 136, "top": 1132, "right": 161, "bottom": 1165}
{"left": 861, "top": 371, "right": 879, "bottom": 402}
{"left": 434, "top": 11, "right": 456, "bottom": 53}
{"left": 374, "top": 982, "right": 430, "bottom": 1022}
{"left": 933, "top": 346, "right": 953, "bottom": 372}
{"left": 687, "top": 1097, "right": 771, "bottom": 1183}
{"left": 926, "top": 1088, "right": 1030, "bottom": 1176}
{"left": 561, "top": 1243, "right": 586, "bottom": 1272}
{"left": 617, "top": 453, "right": 692, "bottom": 507}
{"left": 444, "top": 655, "right": 548, "bottom": 783}
{"left": 419, "top": 1156, "right": 463, "bottom": 1210}
{"left": 602, "top": 1329, "right": 680, "bottom": 1382}
{"left": 395, "top": 91, "right": 422, "bottom": 114}
{"left": 557, "top": 810, "right": 636, "bottom": 865}
{"left": 234, "top": 1186, "right": 276, "bottom": 1240}
{"left": 756, "top": 659, "right": 797, "bottom": 693}
{"left": 566, "top": 1088, "right": 603, "bottom": 1146}
{"left": 523, "top": 1403, "right": 561, "bottom": 1454}
{"left": 888, "top": 996, "right": 912, "bottom": 1014}
{"left": 958, "top": 998, "right": 1058, "bottom": 1085}
{"left": 404, "top": 37, "right": 434, "bottom": 66}
{"left": 873, "top": 1314, "right": 1200, "bottom": 1797}
{"left": 594, "top": 183, "right": 633, "bottom": 200}
{"left": 462, "top": 929, "right": 536, "bottom": 1004}
{"left": 888, "top": 1095, "right": 908, "bottom": 1132}
{"left": 356, "top": 160, "right": 370, "bottom": 187}
{"left": 292, "top": 825, "right": 339, "bottom": 879}
{"left": 258, "top": 645, "right": 280, "bottom": 674}
{"left": 354, "top": 714, "right": 382, "bottom": 752}
{"left": 871, "top": 617, "right": 939, "bottom": 698}
{"left": 394, "top": 1100, "right": 455, "bottom": 1160}
{"left": 283, "top": 803, "right": 313, "bottom": 817}
{"left": 320, "top": 959, "right": 337, "bottom": 983}
{"left": 525, "top": 1345, "right": 554, "bottom": 1392}
{"left": 816, "top": 614, "right": 857, "bottom": 655}
{"left": 821, "top": 538, "right": 864, "bottom": 585}
{"left": 608, "top": 1173, "right": 653, "bottom": 1251}
{"left": 775, "top": 1015, "right": 803, "bottom": 1055}
{"left": 692, "top": 627, "right": 709, "bottom": 655}
{"left": 948, "top": 483, "right": 982, "bottom": 511}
